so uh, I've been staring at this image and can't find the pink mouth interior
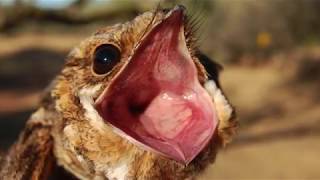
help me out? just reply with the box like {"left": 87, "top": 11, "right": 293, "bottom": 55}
{"left": 95, "top": 9, "right": 217, "bottom": 164}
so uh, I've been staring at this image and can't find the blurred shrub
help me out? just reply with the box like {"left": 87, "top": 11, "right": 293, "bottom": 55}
{"left": 202, "top": 0, "right": 320, "bottom": 63}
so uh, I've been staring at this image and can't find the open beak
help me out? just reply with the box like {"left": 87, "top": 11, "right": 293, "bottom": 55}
{"left": 95, "top": 6, "right": 218, "bottom": 164}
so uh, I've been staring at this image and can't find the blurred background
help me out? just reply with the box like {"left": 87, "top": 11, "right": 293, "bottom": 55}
{"left": 0, "top": 0, "right": 320, "bottom": 179}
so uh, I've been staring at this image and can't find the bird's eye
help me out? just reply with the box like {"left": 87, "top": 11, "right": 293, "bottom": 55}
{"left": 93, "top": 44, "right": 121, "bottom": 75}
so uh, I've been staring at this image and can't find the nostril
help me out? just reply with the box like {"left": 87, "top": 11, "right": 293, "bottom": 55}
{"left": 162, "top": 8, "right": 171, "bottom": 14}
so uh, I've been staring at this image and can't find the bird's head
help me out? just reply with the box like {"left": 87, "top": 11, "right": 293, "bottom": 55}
{"left": 51, "top": 6, "right": 236, "bottom": 179}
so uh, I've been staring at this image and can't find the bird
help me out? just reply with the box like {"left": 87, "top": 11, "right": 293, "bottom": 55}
{"left": 0, "top": 5, "right": 237, "bottom": 180}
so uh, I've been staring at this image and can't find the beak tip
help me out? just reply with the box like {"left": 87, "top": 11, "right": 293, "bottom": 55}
{"left": 166, "top": 5, "right": 186, "bottom": 22}
{"left": 174, "top": 5, "right": 186, "bottom": 12}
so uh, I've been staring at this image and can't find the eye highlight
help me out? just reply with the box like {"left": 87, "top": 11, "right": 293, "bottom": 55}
{"left": 93, "top": 44, "right": 121, "bottom": 75}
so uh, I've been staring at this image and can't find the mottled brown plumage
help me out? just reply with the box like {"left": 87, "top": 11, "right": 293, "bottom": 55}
{"left": 0, "top": 6, "right": 237, "bottom": 180}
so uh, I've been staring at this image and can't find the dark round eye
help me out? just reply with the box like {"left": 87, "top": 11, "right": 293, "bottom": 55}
{"left": 93, "top": 44, "right": 121, "bottom": 75}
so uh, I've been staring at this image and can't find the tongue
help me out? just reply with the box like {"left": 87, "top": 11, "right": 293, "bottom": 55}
{"left": 95, "top": 8, "right": 217, "bottom": 164}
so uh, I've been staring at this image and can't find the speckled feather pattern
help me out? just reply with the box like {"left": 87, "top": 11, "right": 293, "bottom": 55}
{"left": 0, "top": 8, "right": 237, "bottom": 180}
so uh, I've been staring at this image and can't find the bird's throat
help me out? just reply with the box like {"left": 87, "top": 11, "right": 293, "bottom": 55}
{"left": 95, "top": 7, "right": 218, "bottom": 164}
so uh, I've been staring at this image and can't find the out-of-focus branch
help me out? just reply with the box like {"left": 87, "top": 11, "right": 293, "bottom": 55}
{"left": 0, "top": 0, "right": 146, "bottom": 32}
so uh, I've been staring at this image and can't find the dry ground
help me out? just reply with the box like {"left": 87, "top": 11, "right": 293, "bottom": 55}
{"left": 201, "top": 64, "right": 320, "bottom": 179}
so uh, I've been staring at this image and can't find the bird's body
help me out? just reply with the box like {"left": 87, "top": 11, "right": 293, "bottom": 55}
{"left": 0, "top": 6, "right": 236, "bottom": 180}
